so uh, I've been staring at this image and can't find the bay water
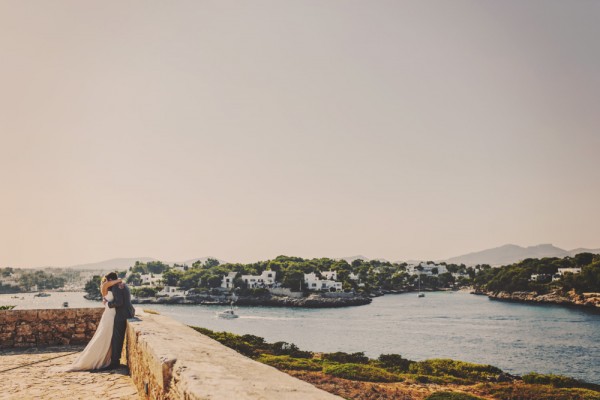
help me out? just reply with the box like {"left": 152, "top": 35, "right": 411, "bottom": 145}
{"left": 2, "top": 290, "right": 598, "bottom": 383}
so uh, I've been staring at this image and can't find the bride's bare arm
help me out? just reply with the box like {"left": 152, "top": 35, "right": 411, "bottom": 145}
{"left": 100, "top": 278, "right": 123, "bottom": 297}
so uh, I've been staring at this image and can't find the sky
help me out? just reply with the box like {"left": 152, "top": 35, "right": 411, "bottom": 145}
{"left": 1, "top": 1, "right": 599, "bottom": 268}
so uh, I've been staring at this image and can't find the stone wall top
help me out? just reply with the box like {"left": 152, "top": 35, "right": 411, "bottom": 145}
{"left": 126, "top": 311, "right": 341, "bottom": 400}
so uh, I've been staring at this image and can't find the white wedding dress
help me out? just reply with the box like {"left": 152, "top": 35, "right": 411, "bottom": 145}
{"left": 68, "top": 291, "right": 115, "bottom": 371}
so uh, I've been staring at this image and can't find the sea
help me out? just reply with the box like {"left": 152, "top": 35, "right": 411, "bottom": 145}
{"left": 2, "top": 290, "right": 599, "bottom": 384}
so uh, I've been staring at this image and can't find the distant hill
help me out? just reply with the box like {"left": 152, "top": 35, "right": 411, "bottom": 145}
{"left": 174, "top": 257, "right": 228, "bottom": 266}
{"left": 443, "top": 244, "right": 600, "bottom": 266}
{"left": 566, "top": 248, "right": 600, "bottom": 257}
{"left": 64, "top": 256, "right": 227, "bottom": 271}
{"left": 338, "top": 255, "right": 370, "bottom": 263}
{"left": 67, "top": 257, "right": 157, "bottom": 271}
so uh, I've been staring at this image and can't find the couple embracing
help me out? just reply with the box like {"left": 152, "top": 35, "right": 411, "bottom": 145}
{"left": 69, "top": 272, "right": 135, "bottom": 371}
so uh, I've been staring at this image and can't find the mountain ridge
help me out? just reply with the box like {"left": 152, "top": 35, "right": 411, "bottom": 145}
{"left": 10, "top": 244, "right": 600, "bottom": 270}
{"left": 442, "top": 244, "right": 600, "bottom": 266}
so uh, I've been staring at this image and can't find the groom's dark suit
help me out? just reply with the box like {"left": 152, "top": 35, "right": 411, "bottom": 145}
{"left": 107, "top": 283, "right": 135, "bottom": 368}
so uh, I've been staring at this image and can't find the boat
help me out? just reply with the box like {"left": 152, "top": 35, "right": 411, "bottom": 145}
{"left": 418, "top": 274, "right": 425, "bottom": 298}
{"left": 34, "top": 292, "right": 51, "bottom": 297}
{"left": 216, "top": 302, "right": 239, "bottom": 319}
{"left": 63, "top": 302, "right": 69, "bottom": 308}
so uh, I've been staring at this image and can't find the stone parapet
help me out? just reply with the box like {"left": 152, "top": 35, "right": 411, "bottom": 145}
{"left": 126, "top": 311, "right": 341, "bottom": 399}
{"left": 0, "top": 308, "right": 104, "bottom": 348}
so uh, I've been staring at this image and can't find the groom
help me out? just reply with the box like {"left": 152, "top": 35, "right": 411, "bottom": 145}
{"left": 103, "top": 272, "right": 135, "bottom": 370}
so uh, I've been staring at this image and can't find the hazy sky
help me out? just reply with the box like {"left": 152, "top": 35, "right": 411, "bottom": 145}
{"left": 1, "top": 1, "right": 599, "bottom": 267}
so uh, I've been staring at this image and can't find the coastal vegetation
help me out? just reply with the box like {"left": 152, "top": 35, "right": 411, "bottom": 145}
{"left": 473, "top": 253, "right": 600, "bottom": 294}
{"left": 191, "top": 327, "right": 600, "bottom": 400}
{"left": 78, "top": 253, "right": 600, "bottom": 311}
{"left": 0, "top": 267, "right": 71, "bottom": 293}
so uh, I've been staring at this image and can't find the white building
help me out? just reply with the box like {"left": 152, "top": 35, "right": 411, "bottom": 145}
{"left": 241, "top": 270, "right": 277, "bottom": 289}
{"left": 405, "top": 262, "right": 448, "bottom": 276}
{"left": 557, "top": 267, "right": 582, "bottom": 275}
{"left": 140, "top": 273, "right": 163, "bottom": 286}
{"left": 221, "top": 272, "right": 238, "bottom": 289}
{"left": 322, "top": 271, "right": 337, "bottom": 280}
{"left": 304, "top": 272, "right": 343, "bottom": 292}
{"left": 530, "top": 273, "right": 551, "bottom": 282}
{"left": 348, "top": 272, "right": 360, "bottom": 281}
{"left": 552, "top": 267, "right": 582, "bottom": 281}
{"left": 451, "top": 272, "right": 469, "bottom": 280}
{"left": 158, "top": 286, "right": 186, "bottom": 297}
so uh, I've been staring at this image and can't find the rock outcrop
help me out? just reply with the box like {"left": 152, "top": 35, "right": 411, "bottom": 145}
{"left": 485, "top": 289, "right": 600, "bottom": 310}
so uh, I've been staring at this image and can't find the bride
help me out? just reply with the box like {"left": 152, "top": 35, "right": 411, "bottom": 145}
{"left": 68, "top": 275, "right": 122, "bottom": 371}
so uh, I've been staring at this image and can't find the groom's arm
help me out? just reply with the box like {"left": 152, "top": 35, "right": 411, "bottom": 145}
{"left": 108, "top": 287, "right": 124, "bottom": 308}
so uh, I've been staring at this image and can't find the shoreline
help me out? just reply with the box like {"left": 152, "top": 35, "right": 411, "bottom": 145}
{"left": 473, "top": 289, "right": 600, "bottom": 312}
{"left": 130, "top": 293, "right": 372, "bottom": 308}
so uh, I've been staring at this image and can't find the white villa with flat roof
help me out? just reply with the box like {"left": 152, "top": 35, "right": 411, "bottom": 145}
{"left": 405, "top": 262, "right": 448, "bottom": 276}
{"left": 158, "top": 286, "right": 186, "bottom": 297}
{"left": 140, "top": 273, "right": 163, "bottom": 286}
{"left": 221, "top": 272, "right": 238, "bottom": 289}
{"left": 553, "top": 267, "right": 582, "bottom": 281}
{"left": 530, "top": 273, "right": 551, "bottom": 282}
{"left": 322, "top": 271, "right": 337, "bottom": 280}
{"left": 241, "top": 270, "right": 276, "bottom": 288}
{"left": 304, "top": 272, "right": 343, "bottom": 292}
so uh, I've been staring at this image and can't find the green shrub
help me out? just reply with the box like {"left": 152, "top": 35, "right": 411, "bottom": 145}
{"left": 207, "top": 331, "right": 258, "bottom": 357}
{"left": 191, "top": 326, "right": 215, "bottom": 336}
{"left": 271, "top": 341, "right": 313, "bottom": 358}
{"left": 482, "top": 383, "right": 600, "bottom": 400}
{"left": 0, "top": 305, "right": 15, "bottom": 310}
{"left": 425, "top": 392, "right": 485, "bottom": 400}
{"left": 377, "top": 353, "right": 414, "bottom": 372}
{"left": 257, "top": 354, "right": 322, "bottom": 371}
{"left": 523, "top": 372, "right": 600, "bottom": 391}
{"left": 409, "top": 359, "right": 502, "bottom": 382}
{"left": 323, "top": 363, "right": 402, "bottom": 382}
{"left": 322, "top": 351, "right": 369, "bottom": 364}
{"left": 401, "top": 373, "right": 470, "bottom": 385}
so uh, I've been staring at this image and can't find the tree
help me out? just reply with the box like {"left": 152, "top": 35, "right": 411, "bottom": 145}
{"left": 204, "top": 258, "right": 221, "bottom": 269}
{"left": 84, "top": 276, "right": 102, "bottom": 298}
{"left": 162, "top": 270, "right": 183, "bottom": 286}
{"left": 126, "top": 273, "right": 142, "bottom": 286}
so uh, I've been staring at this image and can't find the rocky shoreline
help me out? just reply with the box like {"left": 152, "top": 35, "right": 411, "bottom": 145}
{"left": 131, "top": 293, "right": 372, "bottom": 308}
{"left": 473, "top": 288, "right": 600, "bottom": 311}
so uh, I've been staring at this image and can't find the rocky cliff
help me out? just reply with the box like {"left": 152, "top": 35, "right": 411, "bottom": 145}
{"left": 484, "top": 289, "right": 600, "bottom": 310}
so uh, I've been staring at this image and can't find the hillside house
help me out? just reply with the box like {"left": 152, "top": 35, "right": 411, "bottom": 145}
{"left": 406, "top": 262, "right": 448, "bottom": 276}
{"left": 304, "top": 272, "right": 343, "bottom": 292}
{"left": 221, "top": 272, "right": 238, "bottom": 289}
{"left": 553, "top": 267, "right": 582, "bottom": 281}
{"left": 158, "top": 286, "right": 186, "bottom": 297}
{"left": 530, "top": 273, "right": 551, "bottom": 282}
{"left": 241, "top": 270, "right": 276, "bottom": 289}
{"left": 139, "top": 273, "right": 163, "bottom": 286}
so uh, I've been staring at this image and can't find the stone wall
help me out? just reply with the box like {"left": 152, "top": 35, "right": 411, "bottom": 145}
{"left": 268, "top": 287, "right": 304, "bottom": 298}
{"left": 0, "top": 308, "right": 341, "bottom": 399}
{"left": 126, "top": 311, "right": 341, "bottom": 400}
{"left": 0, "top": 308, "right": 104, "bottom": 348}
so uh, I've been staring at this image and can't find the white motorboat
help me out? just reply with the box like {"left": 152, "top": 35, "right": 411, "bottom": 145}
{"left": 216, "top": 302, "right": 239, "bottom": 319}
{"left": 418, "top": 274, "right": 425, "bottom": 298}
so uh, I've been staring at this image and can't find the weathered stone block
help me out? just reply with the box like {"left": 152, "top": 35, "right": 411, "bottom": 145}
{"left": 16, "top": 323, "right": 33, "bottom": 336}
